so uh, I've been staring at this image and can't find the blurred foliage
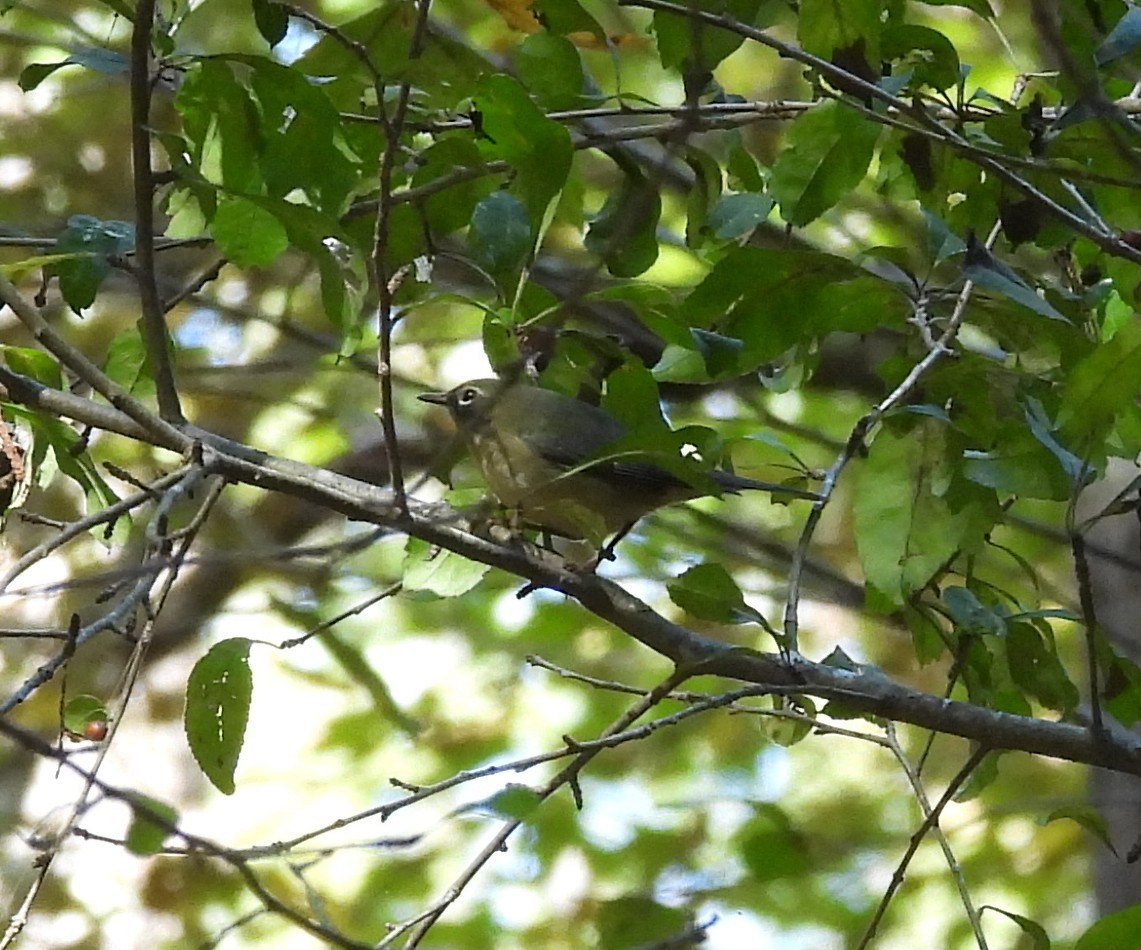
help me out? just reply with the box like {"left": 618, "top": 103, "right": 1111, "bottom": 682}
{"left": 3, "top": 0, "right": 1141, "bottom": 948}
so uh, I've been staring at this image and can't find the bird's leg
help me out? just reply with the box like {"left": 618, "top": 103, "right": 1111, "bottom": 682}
{"left": 587, "top": 521, "right": 636, "bottom": 570}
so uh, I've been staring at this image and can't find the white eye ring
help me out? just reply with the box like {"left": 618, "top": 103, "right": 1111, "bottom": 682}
{"left": 458, "top": 387, "right": 479, "bottom": 406}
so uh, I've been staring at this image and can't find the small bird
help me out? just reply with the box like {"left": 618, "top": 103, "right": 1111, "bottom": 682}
{"left": 419, "top": 377, "right": 819, "bottom": 547}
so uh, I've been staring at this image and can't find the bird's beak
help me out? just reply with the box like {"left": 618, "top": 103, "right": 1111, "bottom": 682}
{"left": 418, "top": 391, "right": 449, "bottom": 406}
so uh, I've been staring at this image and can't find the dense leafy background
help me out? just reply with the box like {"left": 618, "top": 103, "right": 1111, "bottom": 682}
{"left": 4, "top": 0, "right": 1141, "bottom": 947}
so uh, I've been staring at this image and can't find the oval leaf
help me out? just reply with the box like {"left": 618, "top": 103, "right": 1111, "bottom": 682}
{"left": 184, "top": 637, "right": 253, "bottom": 795}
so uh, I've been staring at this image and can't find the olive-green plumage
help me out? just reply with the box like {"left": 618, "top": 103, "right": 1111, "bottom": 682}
{"left": 419, "top": 378, "right": 818, "bottom": 544}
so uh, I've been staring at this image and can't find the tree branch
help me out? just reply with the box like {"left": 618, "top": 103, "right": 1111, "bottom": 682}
{"left": 129, "top": 0, "right": 183, "bottom": 423}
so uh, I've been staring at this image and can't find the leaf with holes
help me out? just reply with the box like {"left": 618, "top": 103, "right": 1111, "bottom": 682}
{"left": 185, "top": 638, "right": 253, "bottom": 795}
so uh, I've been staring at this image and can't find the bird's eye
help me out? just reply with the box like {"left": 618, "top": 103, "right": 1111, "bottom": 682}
{"left": 458, "top": 387, "right": 479, "bottom": 406}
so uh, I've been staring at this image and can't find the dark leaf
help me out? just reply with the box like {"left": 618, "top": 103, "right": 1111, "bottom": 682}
{"left": 252, "top": 0, "right": 290, "bottom": 47}
{"left": 468, "top": 190, "right": 532, "bottom": 275}
{"left": 585, "top": 163, "right": 661, "bottom": 278}
{"left": 184, "top": 638, "right": 253, "bottom": 795}
{"left": 667, "top": 562, "right": 765, "bottom": 625}
{"left": 770, "top": 101, "right": 880, "bottom": 226}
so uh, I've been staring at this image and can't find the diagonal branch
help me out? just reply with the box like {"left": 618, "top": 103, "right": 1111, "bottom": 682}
{"left": 616, "top": 0, "right": 1141, "bottom": 267}
{"left": 2, "top": 369, "right": 1140, "bottom": 776}
{"left": 0, "top": 273, "right": 188, "bottom": 451}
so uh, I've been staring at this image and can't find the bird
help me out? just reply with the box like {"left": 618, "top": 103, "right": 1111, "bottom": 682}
{"left": 418, "top": 377, "right": 819, "bottom": 549}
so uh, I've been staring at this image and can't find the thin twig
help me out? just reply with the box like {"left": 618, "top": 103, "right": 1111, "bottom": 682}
{"left": 0, "top": 466, "right": 193, "bottom": 593}
{"left": 616, "top": 0, "right": 1141, "bottom": 267}
{"left": 783, "top": 221, "right": 997, "bottom": 653}
{"left": 1070, "top": 532, "right": 1105, "bottom": 737}
{"left": 387, "top": 667, "right": 693, "bottom": 947}
{"left": 129, "top": 0, "right": 183, "bottom": 423}
{"left": 884, "top": 725, "right": 988, "bottom": 949}
{"left": 368, "top": 0, "right": 435, "bottom": 513}
{"left": 855, "top": 744, "right": 991, "bottom": 948}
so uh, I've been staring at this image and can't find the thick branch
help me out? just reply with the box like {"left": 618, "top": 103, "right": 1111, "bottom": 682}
{"left": 1, "top": 378, "right": 1136, "bottom": 775}
{"left": 166, "top": 430, "right": 1141, "bottom": 778}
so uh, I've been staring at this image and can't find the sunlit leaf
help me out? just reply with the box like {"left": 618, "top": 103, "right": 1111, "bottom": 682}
{"left": 1075, "top": 904, "right": 1141, "bottom": 950}
{"left": 403, "top": 537, "right": 490, "bottom": 597}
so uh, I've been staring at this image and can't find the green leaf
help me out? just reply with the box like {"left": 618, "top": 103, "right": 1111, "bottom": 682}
{"left": 1059, "top": 319, "right": 1141, "bottom": 445}
{"left": 667, "top": 562, "right": 765, "bottom": 625}
{"left": 185, "top": 638, "right": 253, "bottom": 795}
{"left": 1076, "top": 904, "right": 1141, "bottom": 950}
{"left": 904, "top": 605, "right": 947, "bottom": 664}
{"left": 403, "top": 536, "right": 490, "bottom": 597}
{"left": 252, "top": 0, "right": 290, "bottom": 47}
{"left": 63, "top": 694, "right": 108, "bottom": 735}
{"left": 125, "top": 794, "right": 179, "bottom": 856}
{"left": 953, "top": 748, "right": 1000, "bottom": 801}
{"left": 467, "top": 190, "right": 532, "bottom": 275}
{"left": 727, "top": 143, "right": 765, "bottom": 191}
{"left": 707, "top": 192, "right": 774, "bottom": 239}
{"left": 102, "top": 326, "right": 156, "bottom": 398}
{"left": 412, "top": 137, "right": 494, "bottom": 236}
{"left": 737, "top": 805, "right": 812, "bottom": 881}
{"left": 943, "top": 586, "right": 1005, "bottom": 637}
{"left": 854, "top": 422, "right": 980, "bottom": 605}
{"left": 532, "top": 0, "right": 606, "bottom": 42}
{"left": 1006, "top": 621, "right": 1079, "bottom": 713}
{"left": 653, "top": 0, "right": 762, "bottom": 74}
{"left": 244, "top": 56, "right": 361, "bottom": 212}
{"left": 212, "top": 195, "right": 290, "bottom": 268}
{"left": 1042, "top": 805, "right": 1115, "bottom": 854}
{"left": 486, "top": 785, "right": 541, "bottom": 821}
{"left": 68, "top": 46, "right": 129, "bottom": 74}
{"left": 962, "top": 238, "right": 1066, "bottom": 321}
{"left": 689, "top": 327, "right": 744, "bottom": 378}
{"left": 1, "top": 346, "right": 63, "bottom": 389}
{"left": 923, "top": 207, "right": 967, "bottom": 263}
{"left": 682, "top": 246, "right": 902, "bottom": 364}
{"left": 961, "top": 444, "right": 1073, "bottom": 500}
{"left": 18, "top": 46, "right": 128, "bottom": 91}
{"left": 584, "top": 160, "right": 661, "bottom": 278}
{"left": 514, "top": 32, "right": 584, "bottom": 111}
{"left": 51, "top": 215, "right": 135, "bottom": 314}
{"left": 881, "top": 23, "right": 961, "bottom": 92}
{"left": 770, "top": 101, "right": 880, "bottom": 226}
{"left": 19, "top": 61, "right": 67, "bottom": 91}
{"left": 1023, "top": 399, "right": 1092, "bottom": 488}
{"left": 474, "top": 74, "right": 573, "bottom": 232}
{"left": 263, "top": 200, "right": 361, "bottom": 329}
{"left": 683, "top": 146, "right": 723, "bottom": 247}
{"left": 596, "top": 895, "right": 690, "bottom": 950}
{"left": 798, "top": 0, "right": 882, "bottom": 62}
{"left": 921, "top": 0, "right": 994, "bottom": 16}
{"left": 981, "top": 906, "right": 1051, "bottom": 950}
{"left": 176, "top": 59, "right": 263, "bottom": 194}
{"left": 1103, "top": 655, "right": 1141, "bottom": 727}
